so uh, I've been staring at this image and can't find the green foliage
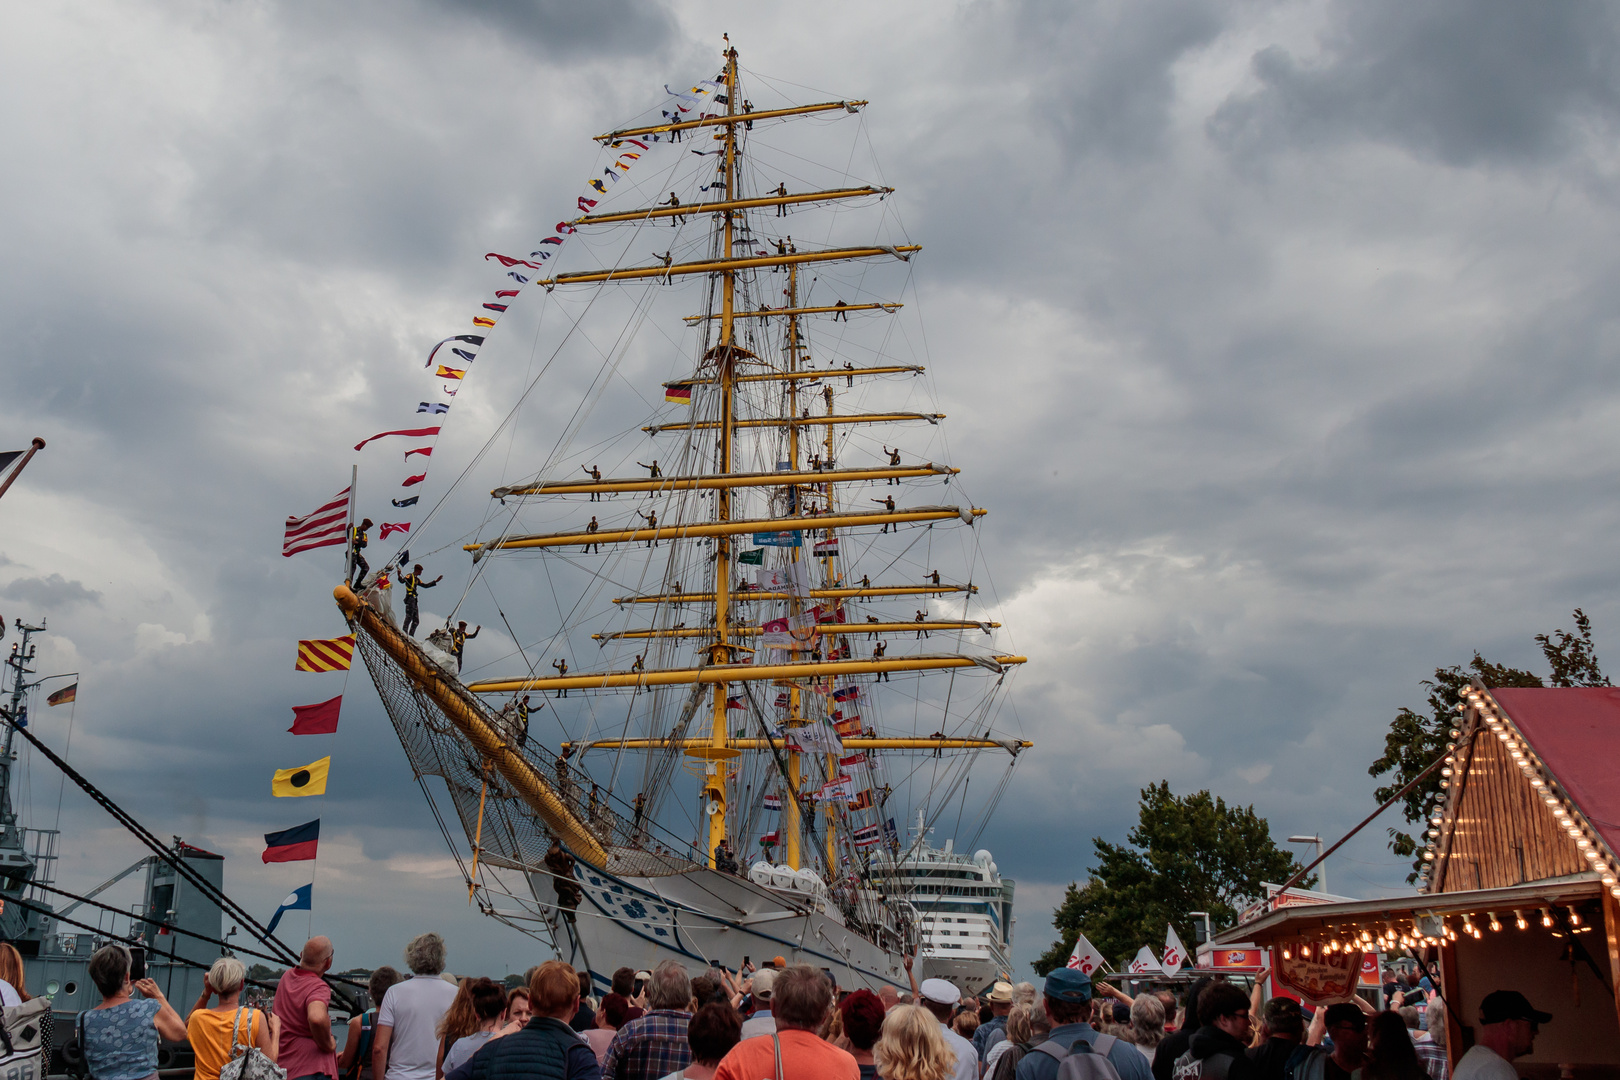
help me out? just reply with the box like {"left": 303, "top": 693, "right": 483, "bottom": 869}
{"left": 1370, "top": 609, "right": 1607, "bottom": 883}
{"left": 504, "top": 973, "right": 526, "bottom": 989}
{"left": 1036, "top": 782, "right": 1305, "bottom": 975}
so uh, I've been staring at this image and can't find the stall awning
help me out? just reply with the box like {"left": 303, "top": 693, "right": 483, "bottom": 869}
{"left": 1214, "top": 874, "right": 1602, "bottom": 947}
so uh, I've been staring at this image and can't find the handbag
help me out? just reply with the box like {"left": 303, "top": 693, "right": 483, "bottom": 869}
{"left": 218, "top": 1005, "right": 288, "bottom": 1080}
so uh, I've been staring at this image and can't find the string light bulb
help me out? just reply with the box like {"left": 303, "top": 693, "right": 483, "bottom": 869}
{"left": 1487, "top": 912, "right": 1501, "bottom": 932}
{"left": 1569, "top": 908, "right": 1581, "bottom": 927}
{"left": 1540, "top": 907, "right": 1553, "bottom": 928}
{"left": 1513, "top": 910, "right": 1527, "bottom": 930}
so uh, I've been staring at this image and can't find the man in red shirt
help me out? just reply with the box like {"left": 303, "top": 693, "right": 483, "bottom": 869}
{"left": 713, "top": 965, "right": 857, "bottom": 1080}
{"left": 275, "top": 936, "right": 338, "bottom": 1080}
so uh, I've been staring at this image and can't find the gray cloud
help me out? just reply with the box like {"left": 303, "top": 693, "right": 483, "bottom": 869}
{"left": 1, "top": 574, "right": 103, "bottom": 609}
{"left": 1210, "top": 0, "right": 1620, "bottom": 166}
{"left": 430, "top": 0, "right": 678, "bottom": 59}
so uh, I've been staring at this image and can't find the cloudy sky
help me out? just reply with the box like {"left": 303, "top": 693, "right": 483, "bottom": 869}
{"left": 5, "top": 0, "right": 1620, "bottom": 983}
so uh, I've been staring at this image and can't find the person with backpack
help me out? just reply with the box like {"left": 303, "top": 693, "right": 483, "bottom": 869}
{"left": 986, "top": 1005, "right": 1048, "bottom": 1080}
{"left": 339, "top": 969, "right": 403, "bottom": 1080}
{"left": 1016, "top": 968, "right": 1145, "bottom": 1080}
{"left": 1170, "top": 983, "right": 1257, "bottom": 1080}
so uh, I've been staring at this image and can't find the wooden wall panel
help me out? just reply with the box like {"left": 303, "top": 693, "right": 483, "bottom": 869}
{"left": 1438, "top": 728, "right": 1586, "bottom": 892}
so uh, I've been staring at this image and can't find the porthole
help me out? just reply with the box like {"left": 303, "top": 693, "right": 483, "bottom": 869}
{"left": 64, "top": 982, "right": 78, "bottom": 995}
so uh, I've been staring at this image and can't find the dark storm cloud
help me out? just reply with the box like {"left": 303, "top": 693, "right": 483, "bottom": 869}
{"left": 431, "top": 0, "right": 678, "bottom": 58}
{"left": 1210, "top": 0, "right": 1620, "bottom": 166}
{"left": 0, "top": 574, "right": 103, "bottom": 608}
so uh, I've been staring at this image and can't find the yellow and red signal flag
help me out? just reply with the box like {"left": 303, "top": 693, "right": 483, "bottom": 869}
{"left": 295, "top": 636, "right": 354, "bottom": 672}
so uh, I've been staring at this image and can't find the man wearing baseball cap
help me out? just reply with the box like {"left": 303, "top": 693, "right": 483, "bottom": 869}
{"left": 738, "top": 968, "right": 777, "bottom": 1039}
{"left": 1019, "top": 968, "right": 1151, "bottom": 1080}
{"left": 919, "top": 979, "right": 979, "bottom": 1080}
{"left": 1454, "top": 991, "right": 1551, "bottom": 1080}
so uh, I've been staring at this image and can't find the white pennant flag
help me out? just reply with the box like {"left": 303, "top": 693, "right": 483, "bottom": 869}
{"left": 1127, "top": 945, "right": 1160, "bottom": 975}
{"left": 1162, "top": 923, "right": 1189, "bottom": 975}
{"left": 1067, "top": 933, "right": 1106, "bottom": 976}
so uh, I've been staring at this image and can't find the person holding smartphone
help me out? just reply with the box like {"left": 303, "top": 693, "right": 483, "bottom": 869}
{"left": 80, "top": 944, "right": 188, "bottom": 1080}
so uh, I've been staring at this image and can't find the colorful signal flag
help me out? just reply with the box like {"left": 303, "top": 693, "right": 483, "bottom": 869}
{"left": 262, "top": 820, "right": 320, "bottom": 863}
{"left": 295, "top": 636, "right": 354, "bottom": 673}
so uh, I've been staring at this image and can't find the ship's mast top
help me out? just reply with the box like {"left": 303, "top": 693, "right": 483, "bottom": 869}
{"left": 1, "top": 620, "right": 47, "bottom": 834}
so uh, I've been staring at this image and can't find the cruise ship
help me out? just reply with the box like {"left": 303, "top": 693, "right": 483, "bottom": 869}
{"left": 868, "top": 820, "right": 1014, "bottom": 991}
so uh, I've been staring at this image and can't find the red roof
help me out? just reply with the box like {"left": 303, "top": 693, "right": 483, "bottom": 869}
{"left": 1489, "top": 687, "right": 1620, "bottom": 859}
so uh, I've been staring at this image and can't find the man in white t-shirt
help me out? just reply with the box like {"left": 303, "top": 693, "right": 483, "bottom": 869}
{"left": 371, "top": 933, "right": 460, "bottom": 1080}
{"left": 1454, "top": 990, "right": 1552, "bottom": 1080}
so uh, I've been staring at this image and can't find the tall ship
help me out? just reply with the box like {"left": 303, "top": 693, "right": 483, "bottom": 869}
{"left": 340, "top": 43, "right": 1028, "bottom": 994}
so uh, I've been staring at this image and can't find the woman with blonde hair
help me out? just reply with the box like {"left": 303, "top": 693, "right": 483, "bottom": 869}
{"left": 873, "top": 1004, "right": 955, "bottom": 1080}
{"left": 186, "top": 956, "right": 280, "bottom": 1080}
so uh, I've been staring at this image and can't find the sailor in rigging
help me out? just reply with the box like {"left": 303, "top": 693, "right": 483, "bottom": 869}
{"left": 552, "top": 657, "right": 569, "bottom": 697}
{"left": 873, "top": 639, "right": 889, "bottom": 680}
{"left": 638, "top": 509, "right": 659, "bottom": 546}
{"left": 581, "top": 464, "right": 602, "bottom": 500}
{"left": 663, "top": 192, "right": 682, "bottom": 225}
{"left": 714, "top": 839, "right": 740, "bottom": 874}
{"left": 833, "top": 300, "right": 849, "bottom": 322}
{"left": 400, "top": 563, "right": 442, "bottom": 638}
{"left": 872, "top": 493, "right": 896, "bottom": 532}
{"left": 512, "top": 694, "right": 534, "bottom": 749}
{"left": 915, "top": 611, "right": 930, "bottom": 639}
{"left": 845, "top": 361, "right": 855, "bottom": 386}
{"left": 883, "top": 446, "right": 902, "bottom": 482}
{"left": 929, "top": 569, "right": 941, "bottom": 585}
{"left": 348, "top": 518, "right": 373, "bottom": 589}
{"left": 773, "top": 183, "right": 788, "bottom": 216}
{"left": 543, "top": 838, "right": 582, "bottom": 921}
{"left": 450, "top": 620, "right": 480, "bottom": 673}
{"left": 583, "top": 516, "right": 600, "bottom": 553}
{"left": 637, "top": 459, "right": 662, "bottom": 479}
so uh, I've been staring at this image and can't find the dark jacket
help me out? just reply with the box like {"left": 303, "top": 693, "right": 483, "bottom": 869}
{"left": 1154, "top": 1030, "right": 1194, "bottom": 1080}
{"left": 1183, "top": 1026, "right": 1259, "bottom": 1080}
{"left": 1247, "top": 1037, "right": 1301, "bottom": 1080}
{"left": 449, "top": 1017, "right": 600, "bottom": 1080}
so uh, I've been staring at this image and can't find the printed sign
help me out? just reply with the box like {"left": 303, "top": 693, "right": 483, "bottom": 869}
{"left": 1274, "top": 949, "right": 1364, "bottom": 1005}
{"left": 1208, "top": 949, "right": 1265, "bottom": 970}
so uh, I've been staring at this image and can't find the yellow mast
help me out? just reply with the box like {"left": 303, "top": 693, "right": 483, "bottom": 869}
{"left": 784, "top": 259, "right": 804, "bottom": 870}
{"left": 701, "top": 44, "right": 741, "bottom": 869}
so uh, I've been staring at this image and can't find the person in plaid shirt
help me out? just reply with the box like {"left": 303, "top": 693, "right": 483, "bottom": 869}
{"left": 602, "top": 962, "right": 692, "bottom": 1080}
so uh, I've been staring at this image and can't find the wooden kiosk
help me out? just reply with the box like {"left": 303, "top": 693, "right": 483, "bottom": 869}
{"left": 1214, "top": 685, "right": 1620, "bottom": 1075}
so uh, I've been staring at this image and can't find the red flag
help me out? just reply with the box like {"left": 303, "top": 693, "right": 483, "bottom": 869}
{"left": 402, "top": 473, "right": 427, "bottom": 487}
{"left": 289, "top": 696, "right": 342, "bottom": 735}
{"left": 352, "top": 427, "right": 441, "bottom": 452}
{"left": 379, "top": 523, "right": 411, "bottom": 539}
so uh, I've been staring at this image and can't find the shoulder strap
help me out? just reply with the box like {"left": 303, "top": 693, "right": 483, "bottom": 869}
{"left": 773, "top": 1032, "right": 784, "bottom": 1080}
{"left": 1034, "top": 1039, "right": 1071, "bottom": 1061}
{"left": 230, "top": 1004, "right": 248, "bottom": 1057}
{"left": 1093, "top": 1034, "right": 1117, "bottom": 1057}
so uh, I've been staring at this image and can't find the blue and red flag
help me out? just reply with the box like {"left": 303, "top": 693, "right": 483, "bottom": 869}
{"left": 262, "top": 820, "right": 320, "bottom": 863}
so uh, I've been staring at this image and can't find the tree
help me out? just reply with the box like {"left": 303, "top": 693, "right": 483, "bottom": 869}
{"left": 1036, "top": 782, "right": 1304, "bottom": 975}
{"left": 1369, "top": 609, "right": 1607, "bottom": 882}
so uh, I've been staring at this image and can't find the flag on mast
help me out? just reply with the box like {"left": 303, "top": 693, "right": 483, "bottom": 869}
{"left": 46, "top": 684, "right": 77, "bottom": 707}
{"left": 1067, "top": 933, "right": 1105, "bottom": 976}
{"left": 1127, "top": 946, "right": 1160, "bottom": 974}
{"left": 283, "top": 487, "right": 352, "bottom": 557}
{"left": 265, "top": 884, "right": 312, "bottom": 936}
{"left": 1162, "top": 923, "right": 1190, "bottom": 975}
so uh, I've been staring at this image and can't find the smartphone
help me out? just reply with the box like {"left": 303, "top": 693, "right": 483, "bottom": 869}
{"left": 742, "top": 956, "right": 751, "bottom": 969}
{"left": 709, "top": 959, "right": 723, "bottom": 969}
{"left": 129, "top": 946, "right": 147, "bottom": 983}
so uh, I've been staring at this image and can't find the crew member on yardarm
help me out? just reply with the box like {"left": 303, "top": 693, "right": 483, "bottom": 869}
{"left": 400, "top": 564, "right": 442, "bottom": 638}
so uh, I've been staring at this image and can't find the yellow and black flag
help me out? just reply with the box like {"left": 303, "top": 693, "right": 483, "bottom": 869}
{"left": 46, "top": 684, "right": 77, "bottom": 707}
{"left": 272, "top": 757, "right": 330, "bottom": 798}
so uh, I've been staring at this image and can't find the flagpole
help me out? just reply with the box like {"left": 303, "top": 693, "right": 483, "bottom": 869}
{"left": 0, "top": 438, "right": 46, "bottom": 505}
{"left": 344, "top": 465, "right": 357, "bottom": 584}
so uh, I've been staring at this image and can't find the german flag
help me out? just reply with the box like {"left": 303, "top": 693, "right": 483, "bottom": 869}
{"left": 272, "top": 757, "right": 330, "bottom": 798}
{"left": 262, "top": 819, "right": 320, "bottom": 863}
{"left": 295, "top": 636, "right": 354, "bottom": 673}
{"left": 46, "top": 683, "right": 77, "bottom": 707}
{"left": 664, "top": 383, "right": 693, "bottom": 404}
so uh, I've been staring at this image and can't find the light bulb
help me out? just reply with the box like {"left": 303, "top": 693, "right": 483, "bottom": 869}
{"left": 1281, "top": 947, "right": 1291, "bottom": 960}
{"left": 1540, "top": 907, "right": 1553, "bottom": 928}
{"left": 1488, "top": 913, "right": 1501, "bottom": 932}
{"left": 1513, "top": 910, "right": 1527, "bottom": 930}
{"left": 1569, "top": 909, "right": 1581, "bottom": 927}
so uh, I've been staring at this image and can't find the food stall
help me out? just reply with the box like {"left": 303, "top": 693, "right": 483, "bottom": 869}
{"left": 1212, "top": 685, "right": 1620, "bottom": 1076}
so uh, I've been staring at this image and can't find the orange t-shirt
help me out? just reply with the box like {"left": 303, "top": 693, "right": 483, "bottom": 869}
{"left": 713, "top": 1029, "right": 859, "bottom": 1080}
{"left": 187, "top": 1007, "right": 263, "bottom": 1080}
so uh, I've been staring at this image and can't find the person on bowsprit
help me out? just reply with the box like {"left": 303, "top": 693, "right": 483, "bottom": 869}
{"left": 552, "top": 657, "right": 570, "bottom": 697}
{"left": 449, "top": 621, "right": 480, "bottom": 673}
{"left": 349, "top": 518, "right": 374, "bottom": 588}
{"left": 544, "top": 838, "right": 583, "bottom": 921}
{"left": 400, "top": 564, "right": 442, "bottom": 638}
{"left": 773, "top": 182, "right": 788, "bottom": 216}
{"left": 584, "top": 516, "right": 601, "bottom": 553}
{"left": 513, "top": 695, "right": 535, "bottom": 749}
{"left": 637, "top": 459, "right": 662, "bottom": 478}
{"left": 582, "top": 464, "right": 603, "bottom": 500}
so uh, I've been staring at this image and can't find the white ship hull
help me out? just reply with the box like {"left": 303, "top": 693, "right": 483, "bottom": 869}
{"left": 537, "top": 853, "right": 1007, "bottom": 993}
{"left": 540, "top": 856, "right": 912, "bottom": 993}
